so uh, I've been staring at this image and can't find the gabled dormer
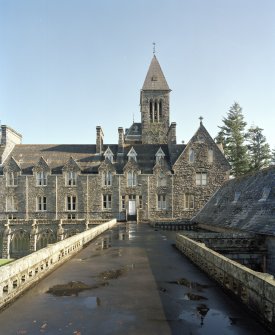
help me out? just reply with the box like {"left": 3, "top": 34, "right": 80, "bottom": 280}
{"left": 3, "top": 156, "right": 21, "bottom": 187}
{"left": 104, "top": 147, "right": 114, "bottom": 163}
{"left": 127, "top": 147, "right": 137, "bottom": 162}
{"left": 62, "top": 157, "right": 81, "bottom": 187}
{"left": 155, "top": 147, "right": 165, "bottom": 164}
{"left": 33, "top": 157, "right": 51, "bottom": 186}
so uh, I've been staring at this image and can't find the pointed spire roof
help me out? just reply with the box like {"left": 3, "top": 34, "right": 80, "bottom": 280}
{"left": 142, "top": 55, "right": 170, "bottom": 91}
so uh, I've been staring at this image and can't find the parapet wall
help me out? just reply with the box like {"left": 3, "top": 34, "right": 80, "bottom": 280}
{"left": 176, "top": 233, "right": 275, "bottom": 332}
{"left": 0, "top": 219, "right": 117, "bottom": 310}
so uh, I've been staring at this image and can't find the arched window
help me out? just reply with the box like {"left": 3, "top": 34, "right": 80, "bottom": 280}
{"left": 154, "top": 100, "right": 158, "bottom": 121}
{"left": 149, "top": 101, "right": 153, "bottom": 122}
{"left": 159, "top": 100, "right": 163, "bottom": 121}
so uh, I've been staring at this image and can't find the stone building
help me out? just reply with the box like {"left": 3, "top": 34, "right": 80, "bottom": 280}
{"left": 0, "top": 55, "right": 230, "bottom": 257}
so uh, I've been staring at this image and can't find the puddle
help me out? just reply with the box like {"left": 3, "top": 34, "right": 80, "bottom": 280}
{"left": 47, "top": 281, "right": 108, "bottom": 296}
{"left": 168, "top": 277, "right": 209, "bottom": 291}
{"left": 184, "top": 293, "right": 208, "bottom": 301}
{"left": 179, "top": 305, "right": 238, "bottom": 334}
{"left": 83, "top": 296, "right": 100, "bottom": 309}
{"left": 98, "top": 264, "right": 134, "bottom": 280}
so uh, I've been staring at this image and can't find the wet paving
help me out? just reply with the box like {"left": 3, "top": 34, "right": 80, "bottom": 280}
{"left": 0, "top": 223, "right": 271, "bottom": 334}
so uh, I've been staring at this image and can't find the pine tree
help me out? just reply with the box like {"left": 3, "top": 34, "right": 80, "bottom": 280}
{"left": 216, "top": 102, "right": 249, "bottom": 177}
{"left": 270, "top": 148, "right": 275, "bottom": 165}
{"left": 246, "top": 126, "right": 270, "bottom": 172}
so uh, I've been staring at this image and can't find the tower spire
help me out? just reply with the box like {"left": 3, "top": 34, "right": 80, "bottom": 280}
{"left": 153, "top": 42, "right": 156, "bottom": 55}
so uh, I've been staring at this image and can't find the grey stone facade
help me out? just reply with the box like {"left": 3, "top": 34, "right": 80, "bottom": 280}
{"left": 0, "top": 55, "right": 230, "bottom": 257}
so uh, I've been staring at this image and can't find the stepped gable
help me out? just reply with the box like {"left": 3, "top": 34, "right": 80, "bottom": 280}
{"left": 142, "top": 55, "right": 170, "bottom": 91}
{"left": 192, "top": 166, "right": 275, "bottom": 236}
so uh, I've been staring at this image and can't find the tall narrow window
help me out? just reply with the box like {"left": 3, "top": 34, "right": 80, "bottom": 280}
{"left": 150, "top": 101, "right": 153, "bottom": 122}
{"left": 208, "top": 149, "right": 214, "bottom": 164}
{"left": 184, "top": 194, "right": 194, "bottom": 210}
{"left": 67, "top": 196, "right": 76, "bottom": 211}
{"left": 37, "top": 196, "right": 47, "bottom": 211}
{"left": 157, "top": 195, "right": 166, "bottom": 210}
{"left": 103, "top": 195, "right": 112, "bottom": 209}
{"left": 6, "top": 172, "right": 18, "bottom": 186}
{"left": 189, "top": 149, "right": 195, "bottom": 163}
{"left": 103, "top": 171, "right": 112, "bottom": 186}
{"left": 36, "top": 171, "right": 47, "bottom": 186}
{"left": 127, "top": 171, "right": 137, "bottom": 187}
{"left": 232, "top": 192, "right": 241, "bottom": 204}
{"left": 196, "top": 172, "right": 207, "bottom": 186}
{"left": 139, "top": 195, "right": 143, "bottom": 209}
{"left": 121, "top": 195, "right": 125, "bottom": 210}
{"left": 159, "top": 100, "right": 162, "bottom": 121}
{"left": 6, "top": 196, "right": 17, "bottom": 212}
{"left": 66, "top": 171, "right": 77, "bottom": 186}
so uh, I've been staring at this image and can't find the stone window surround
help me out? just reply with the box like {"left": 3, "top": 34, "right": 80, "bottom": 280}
{"left": 103, "top": 194, "right": 112, "bottom": 210}
{"left": 102, "top": 171, "right": 112, "bottom": 187}
{"left": 157, "top": 194, "right": 166, "bottom": 210}
{"left": 36, "top": 171, "right": 47, "bottom": 186}
{"left": 184, "top": 194, "right": 194, "bottom": 210}
{"left": 36, "top": 196, "right": 47, "bottom": 212}
{"left": 195, "top": 172, "right": 207, "bottom": 186}
{"left": 65, "top": 171, "right": 77, "bottom": 186}
{"left": 127, "top": 170, "right": 137, "bottom": 187}
{"left": 66, "top": 195, "right": 77, "bottom": 211}
{"left": 6, "top": 172, "right": 19, "bottom": 187}
{"left": 6, "top": 195, "right": 17, "bottom": 212}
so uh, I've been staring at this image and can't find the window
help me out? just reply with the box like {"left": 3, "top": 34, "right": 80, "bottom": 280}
{"left": 184, "top": 194, "right": 194, "bottom": 210}
{"left": 196, "top": 172, "right": 207, "bottom": 186}
{"left": 67, "top": 213, "right": 76, "bottom": 219}
{"left": 36, "top": 171, "right": 47, "bottom": 186}
{"left": 139, "top": 195, "right": 143, "bottom": 209}
{"left": 6, "top": 196, "right": 17, "bottom": 212}
{"left": 103, "top": 195, "right": 112, "bottom": 209}
{"left": 66, "top": 196, "right": 76, "bottom": 211}
{"left": 127, "top": 171, "right": 137, "bottom": 187}
{"left": 159, "top": 100, "right": 163, "bottom": 121}
{"left": 208, "top": 149, "right": 214, "bottom": 164}
{"left": 232, "top": 192, "right": 241, "bottom": 204}
{"left": 103, "top": 171, "right": 112, "bottom": 186}
{"left": 6, "top": 172, "right": 18, "bottom": 187}
{"left": 259, "top": 187, "right": 271, "bottom": 202}
{"left": 189, "top": 149, "right": 195, "bottom": 163}
{"left": 157, "top": 195, "right": 166, "bottom": 210}
{"left": 121, "top": 195, "right": 125, "bottom": 210}
{"left": 37, "top": 196, "right": 47, "bottom": 211}
{"left": 158, "top": 171, "right": 167, "bottom": 187}
{"left": 66, "top": 171, "right": 77, "bottom": 186}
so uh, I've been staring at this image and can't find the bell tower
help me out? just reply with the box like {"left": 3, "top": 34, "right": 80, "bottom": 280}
{"left": 140, "top": 55, "right": 171, "bottom": 144}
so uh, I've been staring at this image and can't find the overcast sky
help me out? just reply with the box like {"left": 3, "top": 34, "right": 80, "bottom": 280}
{"left": 1, "top": 0, "right": 275, "bottom": 148}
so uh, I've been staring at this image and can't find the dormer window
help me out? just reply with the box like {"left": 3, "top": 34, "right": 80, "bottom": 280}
{"left": 6, "top": 172, "right": 18, "bottom": 187}
{"left": 36, "top": 171, "right": 47, "bottom": 186}
{"left": 155, "top": 147, "right": 165, "bottom": 164}
{"left": 104, "top": 147, "right": 114, "bottom": 163}
{"left": 66, "top": 171, "right": 77, "bottom": 186}
{"left": 127, "top": 147, "right": 137, "bottom": 162}
{"left": 259, "top": 187, "right": 271, "bottom": 202}
{"left": 232, "top": 192, "right": 241, "bottom": 204}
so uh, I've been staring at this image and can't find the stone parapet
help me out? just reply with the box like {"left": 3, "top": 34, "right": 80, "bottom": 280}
{"left": 176, "top": 233, "right": 275, "bottom": 332}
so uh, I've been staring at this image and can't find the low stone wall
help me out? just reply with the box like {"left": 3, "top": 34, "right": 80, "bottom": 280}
{"left": 176, "top": 233, "right": 275, "bottom": 332}
{"left": 0, "top": 219, "right": 117, "bottom": 310}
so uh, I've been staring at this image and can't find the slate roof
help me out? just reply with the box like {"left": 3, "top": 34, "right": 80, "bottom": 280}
{"left": 192, "top": 166, "right": 275, "bottom": 236}
{"left": 142, "top": 55, "right": 170, "bottom": 91}
{"left": 125, "top": 123, "right": 142, "bottom": 143}
{"left": 2, "top": 143, "right": 186, "bottom": 175}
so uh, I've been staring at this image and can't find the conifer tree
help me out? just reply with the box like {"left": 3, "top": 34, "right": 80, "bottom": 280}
{"left": 246, "top": 126, "right": 270, "bottom": 172}
{"left": 270, "top": 148, "right": 275, "bottom": 165}
{"left": 216, "top": 102, "right": 249, "bottom": 177}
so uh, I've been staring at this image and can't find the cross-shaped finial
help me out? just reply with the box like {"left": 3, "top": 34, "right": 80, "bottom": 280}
{"left": 199, "top": 116, "right": 203, "bottom": 125}
{"left": 153, "top": 42, "right": 156, "bottom": 55}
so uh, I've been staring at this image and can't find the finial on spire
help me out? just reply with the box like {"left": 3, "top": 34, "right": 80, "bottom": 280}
{"left": 199, "top": 116, "right": 203, "bottom": 125}
{"left": 153, "top": 42, "right": 156, "bottom": 55}
{"left": 133, "top": 113, "right": 135, "bottom": 123}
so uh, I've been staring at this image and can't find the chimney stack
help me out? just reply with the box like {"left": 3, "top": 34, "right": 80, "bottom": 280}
{"left": 96, "top": 126, "right": 104, "bottom": 154}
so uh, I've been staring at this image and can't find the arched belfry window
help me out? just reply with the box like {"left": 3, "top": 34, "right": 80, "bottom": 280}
{"left": 154, "top": 101, "right": 158, "bottom": 122}
{"left": 149, "top": 100, "right": 153, "bottom": 122}
{"left": 159, "top": 100, "right": 163, "bottom": 121}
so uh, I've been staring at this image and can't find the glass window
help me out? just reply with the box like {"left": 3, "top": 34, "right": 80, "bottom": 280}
{"left": 121, "top": 195, "right": 125, "bottom": 210}
{"left": 66, "top": 171, "right": 77, "bottom": 186}
{"left": 127, "top": 171, "right": 137, "bottom": 187}
{"left": 6, "top": 196, "right": 17, "bottom": 212}
{"left": 36, "top": 171, "right": 47, "bottom": 186}
{"left": 6, "top": 172, "right": 18, "bottom": 186}
{"left": 196, "top": 172, "right": 207, "bottom": 186}
{"left": 103, "top": 171, "right": 112, "bottom": 186}
{"left": 189, "top": 149, "right": 195, "bottom": 163}
{"left": 157, "top": 195, "right": 166, "bottom": 210}
{"left": 67, "top": 196, "right": 76, "bottom": 211}
{"left": 37, "top": 196, "right": 47, "bottom": 211}
{"left": 208, "top": 149, "right": 214, "bottom": 164}
{"left": 103, "top": 195, "right": 112, "bottom": 209}
{"left": 184, "top": 194, "right": 194, "bottom": 210}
